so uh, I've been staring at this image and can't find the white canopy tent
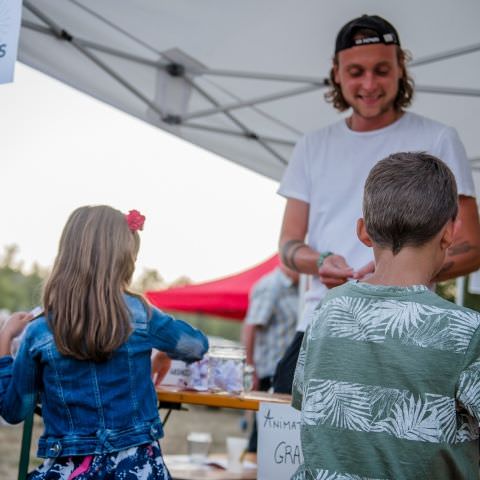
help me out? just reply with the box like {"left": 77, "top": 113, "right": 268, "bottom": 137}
{"left": 18, "top": 0, "right": 480, "bottom": 183}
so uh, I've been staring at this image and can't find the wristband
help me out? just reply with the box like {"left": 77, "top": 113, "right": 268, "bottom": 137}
{"left": 316, "top": 251, "right": 333, "bottom": 269}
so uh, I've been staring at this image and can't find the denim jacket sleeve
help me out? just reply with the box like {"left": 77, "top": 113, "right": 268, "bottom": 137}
{"left": 0, "top": 323, "right": 40, "bottom": 424}
{"left": 148, "top": 307, "right": 209, "bottom": 363}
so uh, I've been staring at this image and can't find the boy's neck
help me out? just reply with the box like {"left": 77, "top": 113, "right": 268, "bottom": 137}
{"left": 365, "top": 245, "right": 439, "bottom": 287}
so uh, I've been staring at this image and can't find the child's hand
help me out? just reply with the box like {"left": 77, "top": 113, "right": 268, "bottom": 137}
{"left": 1, "top": 312, "right": 33, "bottom": 339}
{"left": 151, "top": 350, "right": 172, "bottom": 387}
{"left": 0, "top": 312, "right": 34, "bottom": 356}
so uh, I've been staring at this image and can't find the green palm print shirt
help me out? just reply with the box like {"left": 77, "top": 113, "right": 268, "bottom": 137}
{"left": 292, "top": 281, "right": 480, "bottom": 480}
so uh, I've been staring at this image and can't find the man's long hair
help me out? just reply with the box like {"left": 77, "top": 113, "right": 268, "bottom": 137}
{"left": 43, "top": 205, "right": 142, "bottom": 362}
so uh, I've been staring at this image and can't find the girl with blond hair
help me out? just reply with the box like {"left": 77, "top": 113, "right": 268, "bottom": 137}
{"left": 0, "top": 205, "right": 208, "bottom": 479}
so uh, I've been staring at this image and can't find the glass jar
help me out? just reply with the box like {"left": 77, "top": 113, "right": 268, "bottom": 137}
{"left": 243, "top": 364, "right": 255, "bottom": 393}
{"left": 208, "top": 345, "right": 246, "bottom": 394}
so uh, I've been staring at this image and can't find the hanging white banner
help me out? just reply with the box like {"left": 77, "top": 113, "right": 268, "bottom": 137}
{"left": 0, "top": 0, "right": 22, "bottom": 84}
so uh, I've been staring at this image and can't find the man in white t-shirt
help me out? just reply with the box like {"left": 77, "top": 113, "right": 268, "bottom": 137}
{"left": 273, "top": 14, "right": 480, "bottom": 393}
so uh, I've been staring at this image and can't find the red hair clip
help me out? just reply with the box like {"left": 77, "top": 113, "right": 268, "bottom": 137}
{"left": 125, "top": 209, "right": 145, "bottom": 232}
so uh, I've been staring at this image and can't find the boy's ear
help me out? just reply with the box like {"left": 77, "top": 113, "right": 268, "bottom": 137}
{"left": 440, "top": 219, "right": 456, "bottom": 250}
{"left": 357, "top": 218, "right": 373, "bottom": 247}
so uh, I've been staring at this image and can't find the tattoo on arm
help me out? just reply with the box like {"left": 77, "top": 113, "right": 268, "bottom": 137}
{"left": 438, "top": 241, "right": 480, "bottom": 277}
{"left": 447, "top": 241, "right": 476, "bottom": 257}
{"left": 280, "top": 240, "right": 305, "bottom": 271}
{"left": 288, "top": 244, "right": 305, "bottom": 271}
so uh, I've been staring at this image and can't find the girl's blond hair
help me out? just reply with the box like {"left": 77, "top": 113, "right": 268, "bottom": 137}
{"left": 43, "top": 205, "right": 143, "bottom": 362}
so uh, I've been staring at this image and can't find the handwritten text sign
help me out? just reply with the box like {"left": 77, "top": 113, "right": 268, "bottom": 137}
{"left": 257, "top": 402, "right": 303, "bottom": 480}
{"left": 0, "top": 0, "right": 22, "bottom": 84}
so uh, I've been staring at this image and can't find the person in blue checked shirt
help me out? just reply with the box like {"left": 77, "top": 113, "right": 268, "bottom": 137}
{"left": 242, "top": 264, "right": 299, "bottom": 452}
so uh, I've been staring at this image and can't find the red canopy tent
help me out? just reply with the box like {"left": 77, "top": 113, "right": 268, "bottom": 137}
{"left": 145, "top": 255, "right": 279, "bottom": 321}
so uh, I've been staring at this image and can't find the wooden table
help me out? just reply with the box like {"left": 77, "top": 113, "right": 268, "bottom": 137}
{"left": 156, "top": 385, "right": 291, "bottom": 411}
{"left": 156, "top": 387, "right": 291, "bottom": 480}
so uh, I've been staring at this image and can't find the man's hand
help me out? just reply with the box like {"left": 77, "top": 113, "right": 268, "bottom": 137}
{"left": 318, "top": 254, "right": 354, "bottom": 288}
{"left": 353, "top": 261, "right": 375, "bottom": 281}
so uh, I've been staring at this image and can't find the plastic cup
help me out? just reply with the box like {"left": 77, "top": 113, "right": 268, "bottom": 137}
{"left": 226, "top": 436, "right": 248, "bottom": 473}
{"left": 187, "top": 432, "right": 212, "bottom": 464}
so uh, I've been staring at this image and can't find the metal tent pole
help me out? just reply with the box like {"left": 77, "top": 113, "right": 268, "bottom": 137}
{"left": 23, "top": 2, "right": 165, "bottom": 119}
{"left": 181, "top": 123, "right": 295, "bottom": 146}
{"left": 183, "top": 84, "right": 321, "bottom": 121}
{"left": 415, "top": 85, "right": 480, "bottom": 97}
{"left": 410, "top": 43, "right": 480, "bottom": 67}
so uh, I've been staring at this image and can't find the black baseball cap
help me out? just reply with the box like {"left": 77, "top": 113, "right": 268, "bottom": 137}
{"left": 335, "top": 15, "right": 401, "bottom": 54}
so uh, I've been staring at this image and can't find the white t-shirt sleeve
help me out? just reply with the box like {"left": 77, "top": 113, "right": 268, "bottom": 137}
{"left": 436, "top": 126, "right": 476, "bottom": 198}
{"left": 277, "top": 135, "right": 311, "bottom": 203}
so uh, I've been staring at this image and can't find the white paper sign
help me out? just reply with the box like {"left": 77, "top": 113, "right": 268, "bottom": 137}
{"left": 160, "top": 358, "right": 209, "bottom": 391}
{"left": 160, "top": 359, "right": 190, "bottom": 387}
{"left": 0, "top": 0, "right": 22, "bottom": 84}
{"left": 257, "top": 402, "right": 303, "bottom": 480}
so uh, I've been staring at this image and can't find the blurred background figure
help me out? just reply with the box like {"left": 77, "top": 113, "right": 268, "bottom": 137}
{"left": 242, "top": 264, "right": 299, "bottom": 453}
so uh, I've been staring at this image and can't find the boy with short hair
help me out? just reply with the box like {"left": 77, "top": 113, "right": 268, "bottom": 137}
{"left": 292, "top": 152, "right": 480, "bottom": 480}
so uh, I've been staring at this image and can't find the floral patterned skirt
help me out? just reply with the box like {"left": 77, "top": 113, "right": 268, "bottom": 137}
{"left": 27, "top": 441, "right": 172, "bottom": 480}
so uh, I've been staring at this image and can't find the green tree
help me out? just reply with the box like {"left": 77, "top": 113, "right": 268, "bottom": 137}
{"left": 133, "top": 268, "right": 165, "bottom": 292}
{"left": 0, "top": 245, "right": 45, "bottom": 311}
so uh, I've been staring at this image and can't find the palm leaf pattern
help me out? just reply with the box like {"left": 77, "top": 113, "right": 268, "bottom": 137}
{"left": 293, "top": 344, "right": 307, "bottom": 399}
{"left": 313, "top": 469, "right": 388, "bottom": 480}
{"left": 291, "top": 464, "right": 307, "bottom": 480}
{"left": 457, "top": 360, "right": 480, "bottom": 420}
{"left": 303, "top": 380, "right": 371, "bottom": 430}
{"left": 374, "top": 394, "right": 446, "bottom": 442}
{"left": 320, "top": 297, "right": 384, "bottom": 343}
{"left": 304, "top": 379, "right": 457, "bottom": 443}
{"left": 369, "top": 387, "right": 410, "bottom": 423}
{"left": 375, "top": 301, "right": 442, "bottom": 338}
{"left": 296, "top": 285, "right": 480, "bottom": 479}
{"left": 447, "top": 310, "right": 480, "bottom": 353}
{"left": 309, "top": 302, "right": 332, "bottom": 341}
{"left": 314, "top": 472, "right": 336, "bottom": 480}
{"left": 402, "top": 318, "right": 453, "bottom": 351}
{"left": 318, "top": 295, "right": 480, "bottom": 354}
{"left": 456, "top": 410, "right": 480, "bottom": 442}
{"left": 425, "top": 394, "right": 457, "bottom": 443}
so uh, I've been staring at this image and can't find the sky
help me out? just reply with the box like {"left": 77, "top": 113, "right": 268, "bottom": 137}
{"left": 1, "top": 63, "right": 286, "bottom": 283}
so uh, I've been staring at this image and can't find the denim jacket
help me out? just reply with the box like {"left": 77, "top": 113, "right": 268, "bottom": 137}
{"left": 0, "top": 294, "right": 208, "bottom": 458}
